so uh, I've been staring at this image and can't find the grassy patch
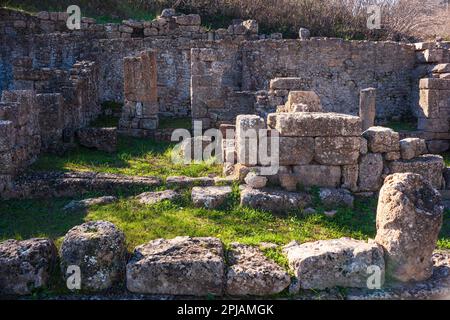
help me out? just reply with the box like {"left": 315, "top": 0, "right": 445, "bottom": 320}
{"left": 31, "top": 136, "right": 221, "bottom": 178}
{"left": 1, "top": 195, "right": 449, "bottom": 252}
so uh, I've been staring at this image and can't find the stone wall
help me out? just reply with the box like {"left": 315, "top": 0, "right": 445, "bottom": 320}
{"left": 230, "top": 109, "right": 445, "bottom": 193}
{"left": 192, "top": 39, "right": 418, "bottom": 127}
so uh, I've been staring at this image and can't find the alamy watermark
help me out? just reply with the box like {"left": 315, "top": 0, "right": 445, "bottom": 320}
{"left": 66, "top": 5, "right": 81, "bottom": 30}
{"left": 367, "top": 5, "right": 381, "bottom": 30}
{"left": 66, "top": 265, "right": 81, "bottom": 290}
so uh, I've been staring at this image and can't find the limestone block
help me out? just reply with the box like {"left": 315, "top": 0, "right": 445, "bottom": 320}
{"left": 286, "top": 91, "right": 322, "bottom": 112}
{"left": 269, "top": 78, "right": 304, "bottom": 90}
{"left": 126, "top": 237, "right": 225, "bottom": 295}
{"left": 314, "top": 136, "right": 360, "bottom": 165}
{"left": 362, "top": 126, "right": 400, "bottom": 153}
{"left": 278, "top": 137, "right": 314, "bottom": 165}
{"left": 268, "top": 112, "right": 362, "bottom": 137}
{"left": 293, "top": 165, "right": 342, "bottom": 188}
{"left": 400, "top": 138, "right": 427, "bottom": 160}
{"left": 376, "top": 173, "right": 443, "bottom": 282}
{"left": 388, "top": 155, "right": 444, "bottom": 189}
{"left": 358, "top": 153, "right": 384, "bottom": 192}
{"left": 283, "top": 238, "right": 385, "bottom": 290}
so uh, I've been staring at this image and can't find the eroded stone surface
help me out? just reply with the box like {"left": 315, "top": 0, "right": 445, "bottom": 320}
{"left": 226, "top": 243, "right": 290, "bottom": 296}
{"left": 191, "top": 186, "right": 232, "bottom": 209}
{"left": 240, "top": 187, "right": 311, "bottom": 213}
{"left": 63, "top": 196, "right": 118, "bottom": 211}
{"left": 283, "top": 238, "right": 385, "bottom": 290}
{"left": 376, "top": 173, "right": 444, "bottom": 282}
{"left": 126, "top": 237, "right": 225, "bottom": 296}
{"left": 136, "top": 190, "right": 179, "bottom": 205}
{"left": 0, "top": 238, "right": 57, "bottom": 295}
{"left": 60, "top": 221, "right": 127, "bottom": 292}
{"left": 363, "top": 126, "right": 400, "bottom": 153}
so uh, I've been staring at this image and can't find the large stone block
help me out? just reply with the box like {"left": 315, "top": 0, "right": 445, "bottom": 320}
{"left": 376, "top": 173, "right": 443, "bottom": 282}
{"left": 362, "top": 126, "right": 400, "bottom": 153}
{"left": 285, "top": 91, "right": 322, "bottom": 112}
{"left": 388, "top": 155, "right": 445, "bottom": 189}
{"left": 314, "top": 137, "right": 360, "bottom": 165}
{"left": 358, "top": 153, "right": 384, "bottom": 192}
{"left": 283, "top": 238, "right": 385, "bottom": 290}
{"left": 399, "top": 138, "right": 427, "bottom": 160}
{"left": 267, "top": 112, "right": 362, "bottom": 137}
{"left": 278, "top": 137, "right": 314, "bottom": 165}
{"left": 236, "top": 115, "right": 265, "bottom": 165}
{"left": 60, "top": 221, "right": 127, "bottom": 292}
{"left": 419, "top": 89, "right": 450, "bottom": 118}
{"left": 226, "top": 243, "right": 290, "bottom": 296}
{"left": 240, "top": 187, "right": 311, "bottom": 213}
{"left": 0, "top": 238, "right": 57, "bottom": 295}
{"left": 269, "top": 77, "right": 304, "bottom": 90}
{"left": 293, "top": 165, "right": 342, "bottom": 188}
{"left": 126, "top": 237, "right": 225, "bottom": 295}
{"left": 191, "top": 186, "right": 232, "bottom": 209}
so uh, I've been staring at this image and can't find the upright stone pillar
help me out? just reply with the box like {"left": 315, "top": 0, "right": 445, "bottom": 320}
{"left": 359, "top": 88, "right": 376, "bottom": 131}
{"left": 375, "top": 173, "right": 443, "bottom": 282}
{"left": 120, "top": 50, "right": 159, "bottom": 137}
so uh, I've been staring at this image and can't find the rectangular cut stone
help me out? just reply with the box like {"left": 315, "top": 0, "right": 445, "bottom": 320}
{"left": 236, "top": 115, "right": 265, "bottom": 165}
{"left": 314, "top": 137, "right": 360, "bottom": 165}
{"left": 278, "top": 137, "right": 314, "bottom": 165}
{"left": 342, "top": 164, "right": 359, "bottom": 191}
{"left": 269, "top": 77, "right": 304, "bottom": 90}
{"left": 418, "top": 117, "right": 450, "bottom": 132}
{"left": 358, "top": 153, "right": 384, "bottom": 192}
{"left": 419, "top": 89, "right": 450, "bottom": 118}
{"left": 293, "top": 165, "right": 341, "bottom": 187}
{"left": 400, "top": 138, "right": 427, "bottom": 160}
{"left": 388, "top": 155, "right": 445, "bottom": 189}
{"left": 126, "top": 237, "right": 224, "bottom": 296}
{"left": 419, "top": 78, "right": 450, "bottom": 90}
{"left": 362, "top": 126, "right": 400, "bottom": 153}
{"left": 124, "top": 50, "right": 157, "bottom": 105}
{"left": 283, "top": 238, "right": 385, "bottom": 290}
{"left": 267, "top": 112, "right": 362, "bottom": 137}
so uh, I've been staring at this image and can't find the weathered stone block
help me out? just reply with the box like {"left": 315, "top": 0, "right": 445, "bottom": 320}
{"left": 283, "top": 238, "right": 385, "bottom": 290}
{"left": 358, "top": 153, "right": 384, "bottom": 192}
{"left": 419, "top": 78, "right": 450, "bottom": 90}
{"left": 314, "top": 136, "right": 360, "bottom": 165}
{"left": 376, "top": 173, "right": 443, "bottom": 282}
{"left": 269, "top": 77, "right": 304, "bottom": 90}
{"left": 236, "top": 115, "right": 265, "bottom": 165}
{"left": 285, "top": 91, "right": 322, "bottom": 112}
{"left": 359, "top": 88, "right": 376, "bottom": 131}
{"left": 362, "top": 126, "right": 400, "bottom": 153}
{"left": 293, "top": 165, "right": 342, "bottom": 187}
{"left": 0, "top": 238, "right": 57, "bottom": 295}
{"left": 418, "top": 117, "right": 450, "bottom": 132}
{"left": 240, "top": 187, "right": 311, "bottom": 213}
{"left": 268, "top": 112, "right": 362, "bottom": 137}
{"left": 388, "top": 155, "right": 445, "bottom": 189}
{"left": 342, "top": 164, "right": 359, "bottom": 191}
{"left": 419, "top": 89, "right": 450, "bottom": 118}
{"left": 60, "top": 221, "right": 127, "bottom": 292}
{"left": 278, "top": 137, "right": 314, "bottom": 165}
{"left": 226, "top": 243, "right": 290, "bottom": 296}
{"left": 191, "top": 186, "right": 232, "bottom": 209}
{"left": 126, "top": 237, "right": 225, "bottom": 295}
{"left": 400, "top": 138, "right": 427, "bottom": 160}
{"left": 174, "top": 14, "right": 201, "bottom": 26}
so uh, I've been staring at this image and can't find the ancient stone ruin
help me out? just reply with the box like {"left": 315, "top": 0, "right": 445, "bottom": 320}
{"left": 0, "top": 7, "right": 450, "bottom": 299}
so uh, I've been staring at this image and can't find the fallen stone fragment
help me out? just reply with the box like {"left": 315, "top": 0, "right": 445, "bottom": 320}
{"left": 319, "top": 188, "right": 354, "bottom": 208}
{"left": 136, "top": 190, "right": 179, "bottom": 205}
{"left": 63, "top": 196, "right": 118, "bottom": 211}
{"left": 60, "top": 221, "right": 127, "bottom": 292}
{"left": 226, "top": 243, "right": 290, "bottom": 296}
{"left": 240, "top": 187, "right": 311, "bottom": 213}
{"left": 283, "top": 238, "right": 385, "bottom": 290}
{"left": 126, "top": 237, "right": 225, "bottom": 295}
{"left": 363, "top": 126, "right": 400, "bottom": 153}
{"left": 166, "top": 176, "right": 215, "bottom": 188}
{"left": 0, "top": 238, "right": 57, "bottom": 295}
{"left": 191, "top": 186, "right": 233, "bottom": 209}
{"left": 244, "top": 172, "right": 268, "bottom": 189}
{"left": 376, "top": 173, "right": 443, "bottom": 282}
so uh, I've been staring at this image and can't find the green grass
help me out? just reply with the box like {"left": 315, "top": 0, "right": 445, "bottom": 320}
{"left": 31, "top": 136, "right": 221, "bottom": 178}
{"left": 442, "top": 152, "right": 450, "bottom": 167}
{"left": 1, "top": 192, "right": 449, "bottom": 252}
